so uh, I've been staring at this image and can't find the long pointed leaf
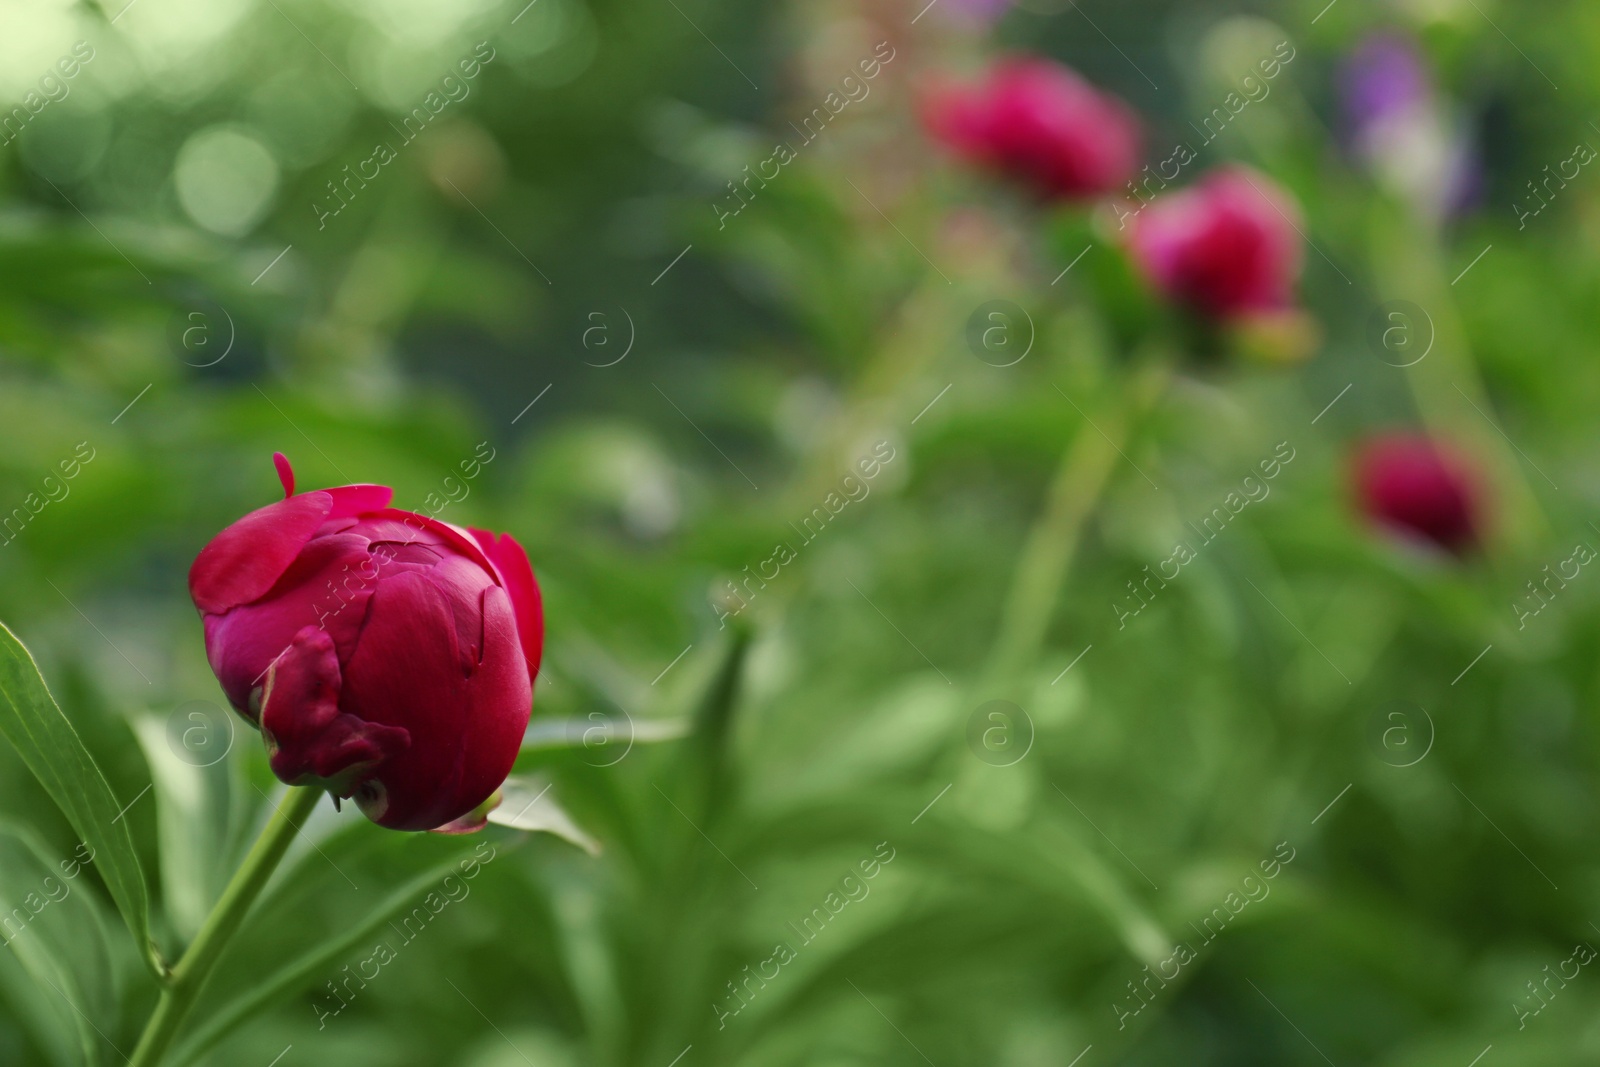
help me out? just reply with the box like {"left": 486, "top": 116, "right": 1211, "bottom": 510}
{"left": 491, "top": 775, "right": 602, "bottom": 855}
{"left": 167, "top": 855, "right": 480, "bottom": 1067}
{"left": 0, "top": 823, "right": 118, "bottom": 1066}
{"left": 521, "top": 716, "right": 691, "bottom": 753}
{"left": 131, "top": 715, "right": 239, "bottom": 941}
{"left": 0, "top": 622, "right": 159, "bottom": 977}
{"left": 174, "top": 822, "right": 528, "bottom": 1063}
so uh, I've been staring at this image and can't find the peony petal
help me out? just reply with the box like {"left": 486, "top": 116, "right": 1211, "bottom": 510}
{"left": 1127, "top": 167, "right": 1302, "bottom": 319}
{"left": 273, "top": 452, "right": 295, "bottom": 498}
{"left": 341, "top": 573, "right": 529, "bottom": 831}
{"left": 429, "top": 791, "right": 500, "bottom": 835}
{"left": 365, "top": 508, "right": 496, "bottom": 576}
{"left": 923, "top": 56, "right": 1140, "bottom": 200}
{"left": 203, "top": 531, "right": 380, "bottom": 714}
{"left": 189, "top": 491, "right": 334, "bottom": 615}
{"left": 259, "top": 626, "right": 410, "bottom": 793}
{"left": 436, "top": 518, "right": 501, "bottom": 575}
{"left": 469, "top": 529, "right": 544, "bottom": 682}
{"left": 1353, "top": 435, "right": 1481, "bottom": 554}
{"left": 324, "top": 484, "right": 393, "bottom": 518}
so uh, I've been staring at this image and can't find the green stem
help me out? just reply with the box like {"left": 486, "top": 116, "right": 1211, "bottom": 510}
{"left": 130, "top": 786, "right": 323, "bottom": 1067}
{"left": 982, "top": 360, "right": 1171, "bottom": 687}
{"left": 1368, "top": 209, "right": 1545, "bottom": 552}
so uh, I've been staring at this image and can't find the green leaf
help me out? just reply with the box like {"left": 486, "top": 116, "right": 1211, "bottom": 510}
{"left": 490, "top": 775, "right": 602, "bottom": 855}
{"left": 521, "top": 715, "right": 691, "bottom": 754}
{"left": 0, "top": 822, "right": 118, "bottom": 1067}
{"left": 167, "top": 854, "right": 480, "bottom": 1067}
{"left": 0, "top": 622, "right": 160, "bottom": 978}
{"left": 0, "top": 948, "right": 78, "bottom": 1067}
{"left": 131, "top": 715, "right": 243, "bottom": 942}
{"left": 173, "top": 822, "right": 520, "bottom": 1064}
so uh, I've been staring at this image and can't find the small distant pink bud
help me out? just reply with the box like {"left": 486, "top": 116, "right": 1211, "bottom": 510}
{"left": 921, "top": 57, "right": 1142, "bottom": 201}
{"left": 1127, "top": 166, "right": 1303, "bottom": 321}
{"left": 1351, "top": 434, "right": 1484, "bottom": 554}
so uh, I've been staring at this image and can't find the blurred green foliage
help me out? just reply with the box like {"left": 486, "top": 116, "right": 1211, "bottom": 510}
{"left": 2, "top": 0, "right": 1600, "bottom": 1064}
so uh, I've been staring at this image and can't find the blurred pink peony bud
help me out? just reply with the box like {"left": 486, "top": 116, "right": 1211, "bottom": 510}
{"left": 1351, "top": 434, "right": 1484, "bottom": 555}
{"left": 189, "top": 453, "right": 543, "bottom": 832}
{"left": 921, "top": 57, "right": 1142, "bottom": 201}
{"left": 1127, "top": 166, "right": 1302, "bottom": 321}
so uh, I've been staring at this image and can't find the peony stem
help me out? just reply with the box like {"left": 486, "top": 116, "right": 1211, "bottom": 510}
{"left": 982, "top": 360, "right": 1171, "bottom": 687}
{"left": 129, "top": 785, "right": 324, "bottom": 1067}
{"left": 1368, "top": 212, "right": 1546, "bottom": 551}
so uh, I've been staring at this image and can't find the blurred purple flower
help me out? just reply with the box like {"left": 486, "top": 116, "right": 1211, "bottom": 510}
{"left": 1341, "top": 33, "right": 1432, "bottom": 134}
{"left": 1338, "top": 31, "right": 1481, "bottom": 220}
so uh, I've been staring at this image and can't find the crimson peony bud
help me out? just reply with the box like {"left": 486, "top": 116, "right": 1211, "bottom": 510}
{"left": 188, "top": 454, "right": 543, "bottom": 832}
{"left": 921, "top": 57, "right": 1142, "bottom": 201}
{"left": 1351, "top": 434, "right": 1484, "bottom": 555}
{"left": 1127, "top": 165, "right": 1302, "bottom": 321}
